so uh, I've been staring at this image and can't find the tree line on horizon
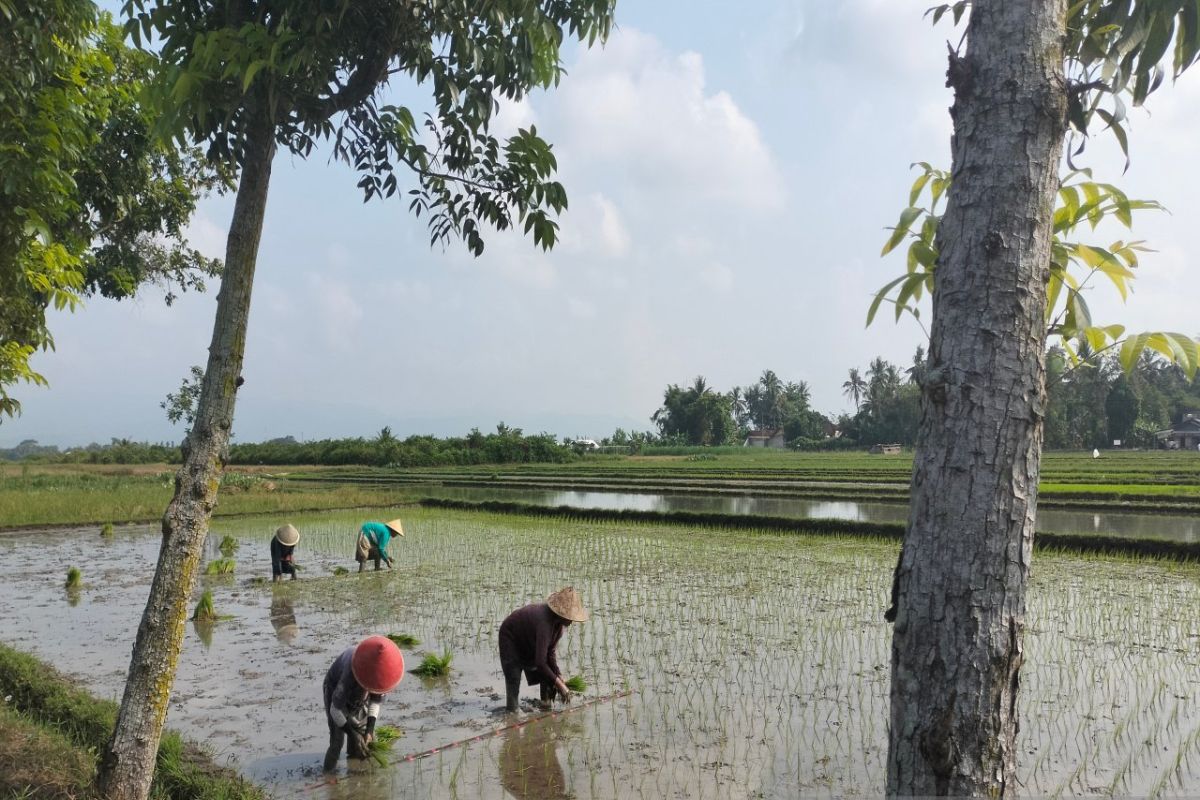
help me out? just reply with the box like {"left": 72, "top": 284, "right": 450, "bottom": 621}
{"left": 637, "top": 347, "right": 1200, "bottom": 451}
{"left": 8, "top": 346, "right": 1200, "bottom": 465}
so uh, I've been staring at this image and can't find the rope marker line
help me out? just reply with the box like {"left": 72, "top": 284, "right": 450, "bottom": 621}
{"left": 398, "top": 688, "right": 634, "bottom": 764}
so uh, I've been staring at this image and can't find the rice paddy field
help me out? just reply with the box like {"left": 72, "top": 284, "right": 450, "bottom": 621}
{"left": 4, "top": 507, "right": 1200, "bottom": 798}
{"left": 291, "top": 450, "right": 1200, "bottom": 513}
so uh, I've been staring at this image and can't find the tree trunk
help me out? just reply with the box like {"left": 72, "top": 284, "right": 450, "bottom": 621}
{"left": 95, "top": 111, "right": 276, "bottom": 800}
{"left": 886, "top": 1, "right": 1067, "bottom": 796}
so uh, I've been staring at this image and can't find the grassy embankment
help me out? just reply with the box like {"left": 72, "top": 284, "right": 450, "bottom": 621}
{"left": 0, "top": 643, "right": 263, "bottom": 800}
{"left": 0, "top": 464, "right": 408, "bottom": 528}
{"left": 290, "top": 449, "right": 1200, "bottom": 513}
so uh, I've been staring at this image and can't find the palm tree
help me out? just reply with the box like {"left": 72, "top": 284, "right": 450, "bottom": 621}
{"left": 843, "top": 368, "right": 867, "bottom": 410}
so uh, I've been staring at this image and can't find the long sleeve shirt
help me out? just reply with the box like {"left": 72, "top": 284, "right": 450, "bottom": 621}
{"left": 324, "top": 647, "right": 383, "bottom": 729}
{"left": 360, "top": 522, "right": 392, "bottom": 560}
{"left": 270, "top": 536, "right": 295, "bottom": 576}
{"left": 498, "top": 603, "right": 565, "bottom": 682}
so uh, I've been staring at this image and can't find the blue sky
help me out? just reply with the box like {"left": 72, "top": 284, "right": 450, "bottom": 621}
{"left": 6, "top": 1, "right": 1200, "bottom": 447}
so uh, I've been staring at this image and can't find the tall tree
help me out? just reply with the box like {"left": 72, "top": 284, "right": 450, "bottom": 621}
{"left": 96, "top": 3, "right": 614, "bottom": 798}
{"left": 885, "top": 0, "right": 1200, "bottom": 794}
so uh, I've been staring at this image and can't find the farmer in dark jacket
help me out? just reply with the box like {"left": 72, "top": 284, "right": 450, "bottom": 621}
{"left": 498, "top": 587, "right": 588, "bottom": 712}
{"left": 322, "top": 635, "right": 404, "bottom": 772}
{"left": 271, "top": 524, "right": 300, "bottom": 582}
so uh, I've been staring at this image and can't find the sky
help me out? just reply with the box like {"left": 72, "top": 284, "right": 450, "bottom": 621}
{"left": 6, "top": 0, "right": 1200, "bottom": 448}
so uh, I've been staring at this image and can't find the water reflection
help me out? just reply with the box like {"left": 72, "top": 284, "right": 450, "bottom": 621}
{"left": 270, "top": 594, "right": 299, "bottom": 644}
{"left": 420, "top": 486, "right": 1200, "bottom": 543}
{"left": 500, "top": 717, "right": 572, "bottom": 800}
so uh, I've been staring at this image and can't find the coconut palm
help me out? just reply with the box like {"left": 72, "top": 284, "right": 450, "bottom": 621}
{"left": 843, "top": 368, "right": 867, "bottom": 410}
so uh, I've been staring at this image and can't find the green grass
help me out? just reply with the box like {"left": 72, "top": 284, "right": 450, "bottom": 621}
{"left": 0, "top": 464, "right": 415, "bottom": 528}
{"left": 0, "top": 642, "right": 264, "bottom": 800}
{"left": 410, "top": 649, "right": 453, "bottom": 677}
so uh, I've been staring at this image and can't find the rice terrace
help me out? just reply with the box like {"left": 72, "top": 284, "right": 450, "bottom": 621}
{"left": 8, "top": 0, "right": 1200, "bottom": 798}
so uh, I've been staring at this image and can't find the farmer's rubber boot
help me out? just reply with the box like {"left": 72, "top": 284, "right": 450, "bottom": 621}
{"left": 504, "top": 670, "right": 521, "bottom": 712}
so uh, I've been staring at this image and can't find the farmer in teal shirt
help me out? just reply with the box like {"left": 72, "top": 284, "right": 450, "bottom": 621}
{"left": 355, "top": 518, "right": 403, "bottom": 572}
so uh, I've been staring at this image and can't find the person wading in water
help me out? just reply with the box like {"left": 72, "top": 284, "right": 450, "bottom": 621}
{"left": 498, "top": 587, "right": 589, "bottom": 713}
{"left": 355, "top": 518, "right": 403, "bottom": 572}
{"left": 322, "top": 635, "right": 404, "bottom": 772}
{"left": 271, "top": 524, "right": 300, "bottom": 582}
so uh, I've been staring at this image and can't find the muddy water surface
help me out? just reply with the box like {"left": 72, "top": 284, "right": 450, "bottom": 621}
{"left": 4, "top": 509, "right": 1200, "bottom": 798}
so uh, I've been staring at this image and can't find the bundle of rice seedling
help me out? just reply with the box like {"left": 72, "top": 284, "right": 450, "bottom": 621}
{"left": 204, "top": 558, "right": 236, "bottom": 575}
{"left": 411, "top": 649, "right": 453, "bottom": 677}
{"left": 565, "top": 675, "right": 587, "bottom": 693}
{"left": 386, "top": 633, "right": 420, "bottom": 648}
{"left": 218, "top": 534, "right": 239, "bottom": 557}
{"left": 65, "top": 567, "right": 82, "bottom": 589}
{"left": 366, "top": 725, "right": 403, "bottom": 766}
{"left": 100, "top": 523, "right": 114, "bottom": 538}
{"left": 332, "top": 566, "right": 349, "bottom": 576}
{"left": 192, "top": 589, "right": 218, "bottom": 622}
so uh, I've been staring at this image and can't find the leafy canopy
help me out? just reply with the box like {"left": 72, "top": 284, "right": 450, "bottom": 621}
{"left": 0, "top": 2, "right": 222, "bottom": 420}
{"left": 122, "top": 0, "right": 615, "bottom": 254}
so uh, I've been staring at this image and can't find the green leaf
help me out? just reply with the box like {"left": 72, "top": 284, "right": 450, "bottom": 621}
{"left": 242, "top": 60, "right": 267, "bottom": 93}
{"left": 881, "top": 207, "right": 924, "bottom": 256}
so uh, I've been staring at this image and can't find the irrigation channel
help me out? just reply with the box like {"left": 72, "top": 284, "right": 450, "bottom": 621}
{"left": 408, "top": 485, "right": 1200, "bottom": 543}
{"left": 5, "top": 507, "right": 1200, "bottom": 797}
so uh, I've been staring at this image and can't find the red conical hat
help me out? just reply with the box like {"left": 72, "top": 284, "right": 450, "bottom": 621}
{"left": 351, "top": 635, "right": 405, "bottom": 693}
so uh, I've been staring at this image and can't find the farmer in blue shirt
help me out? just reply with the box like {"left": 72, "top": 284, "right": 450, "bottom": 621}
{"left": 355, "top": 518, "right": 403, "bottom": 572}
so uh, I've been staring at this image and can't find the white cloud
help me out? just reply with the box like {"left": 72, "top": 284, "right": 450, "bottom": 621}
{"left": 557, "top": 28, "right": 785, "bottom": 212}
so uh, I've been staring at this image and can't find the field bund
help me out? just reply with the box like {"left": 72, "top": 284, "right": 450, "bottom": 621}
{"left": 4, "top": 507, "right": 1200, "bottom": 798}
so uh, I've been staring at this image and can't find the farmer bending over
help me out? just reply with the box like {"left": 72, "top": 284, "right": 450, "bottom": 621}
{"left": 499, "top": 587, "right": 588, "bottom": 713}
{"left": 322, "top": 635, "right": 404, "bottom": 772}
{"left": 271, "top": 524, "right": 300, "bottom": 582}
{"left": 355, "top": 518, "right": 403, "bottom": 572}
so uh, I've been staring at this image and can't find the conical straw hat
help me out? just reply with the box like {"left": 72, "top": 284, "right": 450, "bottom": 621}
{"left": 275, "top": 524, "right": 300, "bottom": 546}
{"left": 385, "top": 518, "right": 405, "bottom": 537}
{"left": 546, "top": 586, "right": 589, "bottom": 622}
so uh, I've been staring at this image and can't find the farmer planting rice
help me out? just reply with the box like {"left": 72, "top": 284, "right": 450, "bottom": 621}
{"left": 499, "top": 586, "right": 589, "bottom": 712}
{"left": 355, "top": 518, "right": 403, "bottom": 572}
{"left": 271, "top": 523, "right": 300, "bottom": 582}
{"left": 322, "top": 635, "right": 404, "bottom": 772}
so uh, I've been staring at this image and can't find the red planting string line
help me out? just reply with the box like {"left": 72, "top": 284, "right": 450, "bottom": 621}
{"left": 399, "top": 688, "right": 634, "bottom": 764}
{"left": 302, "top": 689, "right": 633, "bottom": 792}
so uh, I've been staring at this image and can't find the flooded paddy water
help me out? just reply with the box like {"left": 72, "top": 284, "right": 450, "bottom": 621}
{"left": 3, "top": 507, "right": 1200, "bottom": 797}
{"left": 413, "top": 484, "right": 1200, "bottom": 543}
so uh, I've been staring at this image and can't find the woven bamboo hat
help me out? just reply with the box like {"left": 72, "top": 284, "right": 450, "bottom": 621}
{"left": 385, "top": 518, "right": 405, "bottom": 537}
{"left": 275, "top": 524, "right": 300, "bottom": 546}
{"left": 546, "top": 586, "right": 589, "bottom": 622}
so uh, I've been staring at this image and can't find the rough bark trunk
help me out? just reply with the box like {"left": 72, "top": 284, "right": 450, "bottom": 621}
{"left": 94, "top": 110, "right": 276, "bottom": 800}
{"left": 886, "top": 0, "right": 1067, "bottom": 796}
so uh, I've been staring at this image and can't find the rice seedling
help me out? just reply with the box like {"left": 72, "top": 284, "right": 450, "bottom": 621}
{"left": 565, "top": 675, "right": 586, "bottom": 693}
{"left": 204, "top": 558, "right": 236, "bottom": 575}
{"left": 332, "top": 566, "right": 349, "bottom": 576}
{"left": 387, "top": 633, "right": 420, "bottom": 648}
{"left": 218, "top": 534, "right": 239, "bottom": 557}
{"left": 64, "top": 567, "right": 82, "bottom": 589}
{"left": 100, "top": 522, "right": 114, "bottom": 538}
{"left": 365, "top": 724, "right": 404, "bottom": 766}
{"left": 192, "top": 589, "right": 218, "bottom": 622}
{"left": 410, "top": 649, "right": 453, "bottom": 677}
